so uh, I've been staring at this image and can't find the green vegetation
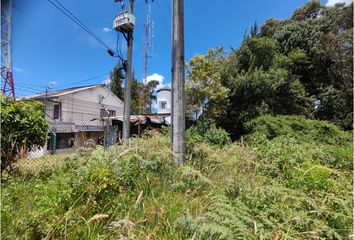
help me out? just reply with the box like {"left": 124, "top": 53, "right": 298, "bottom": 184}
{"left": 2, "top": 116, "right": 352, "bottom": 239}
{"left": 186, "top": 1, "right": 353, "bottom": 138}
{"left": 1, "top": 96, "right": 48, "bottom": 172}
{"left": 2, "top": 2, "right": 353, "bottom": 239}
{"left": 109, "top": 63, "right": 124, "bottom": 100}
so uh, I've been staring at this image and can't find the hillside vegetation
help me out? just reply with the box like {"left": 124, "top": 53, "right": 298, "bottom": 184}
{"left": 2, "top": 1, "right": 353, "bottom": 239}
{"left": 2, "top": 116, "right": 352, "bottom": 239}
{"left": 186, "top": 1, "right": 353, "bottom": 138}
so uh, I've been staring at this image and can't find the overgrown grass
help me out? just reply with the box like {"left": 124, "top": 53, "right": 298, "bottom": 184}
{"left": 1, "top": 117, "right": 352, "bottom": 239}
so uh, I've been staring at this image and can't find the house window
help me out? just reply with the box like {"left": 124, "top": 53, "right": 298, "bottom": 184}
{"left": 159, "top": 101, "right": 167, "bottom": 110}
{"left": 53, "top": 104, "right": 61, "bottom": 120}
{"left": 109, "top": 110, "right": 116, "bottom": 117}
{"left": 100, "top": 109, "right": 116, "bottom": 117}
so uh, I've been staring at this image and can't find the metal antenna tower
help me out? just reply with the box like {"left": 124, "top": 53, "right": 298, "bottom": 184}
{"left": 142, "top": 1, "right": 152, "bottom": 85}
{"left": 1, "top": 0, "right": 15, "bottom": 99}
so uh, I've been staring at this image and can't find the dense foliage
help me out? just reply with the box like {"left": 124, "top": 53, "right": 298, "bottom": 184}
{"left": 1, "top": 96, "right": 48, "bottom": 172}
{"left": 2, "top": 2, "right": 352, "bottom": 239}
{"left": 2, "top": 117, "right": 352, "bottom": 239}
{"left": 108, "top": 63, "right": 124, "bottom": 100}
{"left": 108, "top": 66, "right": 160, "bottom": 114}
{"left": 186, "top": 1, "right": 353, "bottom": 138}
{"left": 130, "top": 76, "right": 159, "bottom": 114}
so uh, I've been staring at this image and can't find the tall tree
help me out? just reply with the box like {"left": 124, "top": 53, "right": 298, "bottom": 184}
{"left": 187, "top": 1, "right": 353, "bottom": 137}
{"left": 109, "top": 64, "right": 124, "bottom": 100}
{"left": 186, "top": 47, "right": 229, "bottom": 121}
{"left": 131, "top": 77, "right": 160, "bottom": 114}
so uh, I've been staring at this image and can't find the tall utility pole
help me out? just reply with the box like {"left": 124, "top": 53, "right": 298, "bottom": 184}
{"left": 122, "top": 0, "right": 134, "bottom": 143}
{"left": 172, "top": 0, "right": 185, "bottom": 165}
{"left": 1, "top": 0, "right": 15, "bottom": 99}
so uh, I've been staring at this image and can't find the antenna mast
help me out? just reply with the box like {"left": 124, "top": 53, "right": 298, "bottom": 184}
{"left": 143, "top": 1, "right": 152, "bottom": 84}
{"left": 1, "top": 0, "right": 15, "bottom": 99}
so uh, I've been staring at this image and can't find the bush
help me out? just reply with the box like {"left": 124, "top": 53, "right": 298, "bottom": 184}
{"left": 172, "top": 166, "right": 212, "bottom": 193}
{"left": 1, "top": 96, "right": 48, "bottom": 172}
{"left": 245, "top": 116, "right": 352, "bottom": 172}
{"left": 204, "top": 126, "right": 231, "bottom": 146}
{"left": 287, "top": 162, "right": 335, "bottom": 191}
{"left": 186, "top": 125, "right": 231, "bottom": 147}
{"left": 244, "top": 115, "right": 351, "bottom": 145}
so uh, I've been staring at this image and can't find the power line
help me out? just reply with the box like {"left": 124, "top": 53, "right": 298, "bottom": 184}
{"left": 53, "top": 72, "right": 110, "bottom": 89}
{"left": 46, "top": 0, "right": 116, "bottom": 55}
{"left": 16, "top": 84, "right": 45, "bottom": 92}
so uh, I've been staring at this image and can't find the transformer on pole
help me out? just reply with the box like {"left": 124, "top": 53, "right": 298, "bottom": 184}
{"left": 1, "top": 0, "right": 15, "bottom": 99}
{"left": 113, "top": 0, "right": 135, "bottom": 143}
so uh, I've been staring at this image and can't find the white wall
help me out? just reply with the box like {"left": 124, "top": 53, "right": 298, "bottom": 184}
{"left": 156, "top": 89, "right": 171, "bottom": 114}
{"left": 43, "top": 85, "right": 123, "bottom": 128}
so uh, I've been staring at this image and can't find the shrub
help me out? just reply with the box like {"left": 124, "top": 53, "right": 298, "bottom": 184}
{"left": 1, "top": 96, "right": 48, "bottom": 172}
{"left": 244, "top": 115, "right": 352, "bottom": 173}
{"left": 172, "top": 166, "right": 212, "bottom": 192}
{"left": 287, "top": 162, "right": 335, "bottom": 191}
{"left": 204, "top": 126, "right": 231, "bottom": 146}
{"left": 244, "top": 115, "right": 351, "bottom": 145}
{"left": 186, "top": 125, "right": 231, "bottom": 147}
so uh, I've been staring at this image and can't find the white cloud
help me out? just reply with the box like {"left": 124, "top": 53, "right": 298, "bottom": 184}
{"left": 102, "top": 27, "right": 112, "bottom": 33}
{"left": 103, "top": 78, "right": 111, "bottom": 85}
{"left": 326, "top": 0, "right": 352, "bottom": 6}
{"left": 13, "top": 67, "right": 23, "bottom": 72}
{"left": 48, "top": 81, "right": 57, "bottom": 86}
{"left": 144, "top": 73, "right": 164, "bottom": 85}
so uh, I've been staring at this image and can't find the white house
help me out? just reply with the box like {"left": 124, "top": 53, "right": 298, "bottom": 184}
{"left": 156, "top": 86, "right": 171, "bottom": 124}
{"left": 24, "top": 84, "right": 124, "bottom": 151}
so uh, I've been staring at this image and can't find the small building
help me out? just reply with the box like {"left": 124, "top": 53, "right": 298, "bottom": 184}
{"left": 23, "top": 84, "right": 124, "bottom": 152}
{"left": 156, "top": 86, "right": 171, "bottom": 124}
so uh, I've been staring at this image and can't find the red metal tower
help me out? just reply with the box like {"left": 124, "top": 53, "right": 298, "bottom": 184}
{"left": 1, "top": 0, "right": 15, "bottom": 99}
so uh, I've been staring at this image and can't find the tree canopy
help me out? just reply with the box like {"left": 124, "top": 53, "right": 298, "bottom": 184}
{"left": 186, "top": 1, "right": 353, "bottom": 138}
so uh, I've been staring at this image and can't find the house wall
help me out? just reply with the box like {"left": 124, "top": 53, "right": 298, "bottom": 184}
{"left": 44, "top": 86, "right": 123, "bottom": 126}
{"left": 40, "top": 85, "right": 123, "bottom": 136}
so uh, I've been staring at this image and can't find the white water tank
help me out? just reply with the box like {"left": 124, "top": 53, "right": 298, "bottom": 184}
{"left": 113, "top": 11, "right": 135, "bottom": 32}
{"left": 156, "top": 86, "right": 171, "bottom": 114}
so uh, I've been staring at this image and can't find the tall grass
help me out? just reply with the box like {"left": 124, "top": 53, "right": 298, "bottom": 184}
{"left": 1, "top": 119, "right": 352, "bottom": 239}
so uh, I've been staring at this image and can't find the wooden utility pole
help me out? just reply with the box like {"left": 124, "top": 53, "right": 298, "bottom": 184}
{"left": 172, "top": 0, "right": 185, "bottom": 165}
{"left": 122, "top": 0, "right": 134, "bottom": 143}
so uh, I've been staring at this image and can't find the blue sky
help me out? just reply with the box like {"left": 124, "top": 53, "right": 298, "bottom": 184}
{"left": 12, "top": 0, "right": 342, "bottom": 97}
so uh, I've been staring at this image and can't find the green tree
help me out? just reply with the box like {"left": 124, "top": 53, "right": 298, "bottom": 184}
{"left": 141, "top": 80, "right": 160, "bottom": 114}
{"left": 186, "top": 47, "right": 229, "bottom": 120}
{"left": 189, "top": 1, "right": 353, "bottom": 137}
{"left": 236, "top": 37, "right": 277, "bottom": 72}
{"left": 131, "top": 76, "right": 143, "bottom": 114}
{"left": 311, "top": 4, "right": 353, "bottom": 129}
{"left": 131, "top": 77, "right": 160, "bottom": 114}
{"left": 291, "top": 0, "right": 322, "bottom": 21}
{"left": 109, "top": 64, "right": 124, "bottom": 100}
{"left": 1, "top": 96, "right": 48, "bottom": 172}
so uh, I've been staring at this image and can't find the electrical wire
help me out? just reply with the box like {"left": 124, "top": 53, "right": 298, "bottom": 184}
{"left": 116, "top": 32, "right": 124, "bottom": 60}
{"left": 53, "top": 72, "right": 110, "bottom": 89}
{"left": 16, "top": 84, "right": 46, "bottom": 92}
{"left": 46, "top": 0, "right": 116, "bottom": 55}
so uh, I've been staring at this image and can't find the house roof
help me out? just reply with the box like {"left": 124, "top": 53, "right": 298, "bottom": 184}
{"left": 156, "top": 86, "right": 171, "bottom": 93}
{"left": 21, "top": 84, "right": 106, "bottom": 100}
